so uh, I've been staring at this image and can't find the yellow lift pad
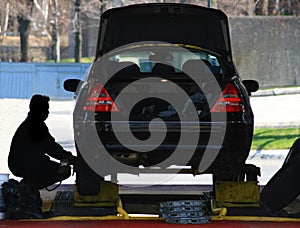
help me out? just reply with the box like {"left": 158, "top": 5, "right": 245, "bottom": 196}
{"left": 74, "top": 181, "right": 119, "bottom": 207}
{"left": 214, "top": 181, "right": 260, "bottom": 208}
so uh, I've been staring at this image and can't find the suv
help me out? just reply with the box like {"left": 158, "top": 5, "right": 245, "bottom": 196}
{"left": 64, "top": 3, "right": 258, "bottom": 194}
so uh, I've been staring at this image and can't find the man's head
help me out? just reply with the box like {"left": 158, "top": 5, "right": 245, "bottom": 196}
{"left": 29, "top": 94, "right": 50, "bottom": 121}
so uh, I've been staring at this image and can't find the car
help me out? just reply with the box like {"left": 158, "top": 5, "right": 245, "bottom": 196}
{"left": 64, "top": 3, "right": 259, "bottom": 195}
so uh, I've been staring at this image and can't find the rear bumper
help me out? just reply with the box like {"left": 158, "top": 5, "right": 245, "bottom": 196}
{"left": 75, "top": 120, "right": 253, "bottom": 172}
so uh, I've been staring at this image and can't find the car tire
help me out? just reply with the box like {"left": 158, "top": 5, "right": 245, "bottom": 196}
{"left": 75, "top": 154, "right": 104, "bottom": 195}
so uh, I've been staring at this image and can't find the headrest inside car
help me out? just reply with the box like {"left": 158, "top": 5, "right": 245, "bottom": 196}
{"left": 152, "top": 63, "right": 175, "bottom": 74}
{"left": 108, "top": 61, "right": 140, "bottom": 76}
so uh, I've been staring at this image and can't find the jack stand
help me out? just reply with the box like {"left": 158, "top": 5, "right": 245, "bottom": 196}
{"left": 213, "top": 164, "right": 261, "bottom": 208}
{"left": 74, "top": 180, "right": 119, "bottom": 208}
{"left": 74, "top": 179, "right": 130, "bottom": 218}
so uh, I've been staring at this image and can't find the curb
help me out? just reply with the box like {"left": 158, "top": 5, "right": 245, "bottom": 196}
{"left": 252, "top": 87, "right": 300, "bottom": 97}
{"left": 248, "top": 150, "right": 288, "bottom": 160}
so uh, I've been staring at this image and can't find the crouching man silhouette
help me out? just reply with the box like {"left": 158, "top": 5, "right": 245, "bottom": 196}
{"left": 8, "top": 94, "right": 76, "bottom": 190}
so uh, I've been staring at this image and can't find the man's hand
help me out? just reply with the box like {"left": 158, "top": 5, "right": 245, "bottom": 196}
{"left": 57, "top": 165, "right": 71, "bottom": 180}
{"left": 60, "top": 155, "right": 77, "bottom": 166}
{"left": 67, "top": 155, "right": 77, "bottom": 165}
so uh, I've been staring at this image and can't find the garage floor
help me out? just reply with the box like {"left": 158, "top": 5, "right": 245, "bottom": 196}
{"left": 40, "top": 184, "right": 300, "bottom": 216}
{"left": 3, "top": 184, "right": 300, "bottom": 227}
{"left": 2, "top": 219, "right": 300, "bottom": 228}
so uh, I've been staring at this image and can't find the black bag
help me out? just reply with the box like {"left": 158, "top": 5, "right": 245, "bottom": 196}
{"left": 2, "top": 179, "right": 43, "bottom": 219}
{"left": 261, "top": 138, "right": 300, "bottom": 211}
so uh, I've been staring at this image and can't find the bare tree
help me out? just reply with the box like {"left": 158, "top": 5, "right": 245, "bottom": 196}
{"left": 0, "top": 1, "right": 10, "bottom": 36}
{"left": 254, "top": 0, "right": 299, "bottom": 15}
{"left": 49, "top": 0, "right": 60, "bottom": 62}
{"left": 72, "top": 0, "right": 109, "bottom": 62}
{"left": 4, "top": 0, "right": 47, "bottom": 62}
{"left": 74, "top": 0, "right": 82, "bottom": 63}
{"left": 16, "top": 0, "right": 34, "bottom": 62}
{"left": 0, "top": 0, "right": 66, "bottom": 62}
{"left": 31, "top": 0, "right": 61, "bottom": 62}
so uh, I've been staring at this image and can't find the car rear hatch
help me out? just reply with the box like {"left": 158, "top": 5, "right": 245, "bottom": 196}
{"left": 97, "top": 3, "right": 233, "bottom": 62}
{"left": 79, "top": 4, "right": 245, "bottom": 167}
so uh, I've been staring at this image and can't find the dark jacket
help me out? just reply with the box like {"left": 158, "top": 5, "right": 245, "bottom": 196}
{"left": 8, "top": 114, "right": 72, "bottom": 177}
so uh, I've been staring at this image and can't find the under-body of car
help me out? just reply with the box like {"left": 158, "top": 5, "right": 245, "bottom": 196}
{"left": 64, "top": 3, "right": 259, "bottom": 195}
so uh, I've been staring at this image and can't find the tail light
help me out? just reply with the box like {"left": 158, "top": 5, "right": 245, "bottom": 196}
{"left": 83, "top": 82, "right": 119, "bottom": 112}
{"left": 211, "top": 83, "right": 244, "bottom": 112}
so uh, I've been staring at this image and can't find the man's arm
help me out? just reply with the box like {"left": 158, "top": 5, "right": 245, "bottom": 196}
{"left": 45, "top": 134, "right": 73, "bottom": 160}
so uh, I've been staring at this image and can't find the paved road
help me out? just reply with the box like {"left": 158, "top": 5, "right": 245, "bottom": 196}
{"left": 1, "top": 93, "right": 299, "bottom": 185}
{"left": 250, "top": 93, "right": 300, "bottom": 128}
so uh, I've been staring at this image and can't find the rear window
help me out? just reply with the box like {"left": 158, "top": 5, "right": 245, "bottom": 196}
{"left": 108, "top": 47, "right": 221, "bottom": 74}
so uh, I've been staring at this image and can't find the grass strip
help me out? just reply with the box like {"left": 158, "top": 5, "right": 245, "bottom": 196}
{"left": 251, "top": 128, "right": 300, "bottom": 150}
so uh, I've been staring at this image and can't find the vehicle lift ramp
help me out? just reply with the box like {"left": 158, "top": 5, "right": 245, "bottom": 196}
{"left": 70, "top": 163, "right": 261, "bottom": 217}
{"left": 44, "top": 163, "right": 300, "bottom": 224}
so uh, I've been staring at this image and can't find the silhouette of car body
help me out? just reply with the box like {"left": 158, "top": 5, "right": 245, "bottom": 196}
{"left": 64, "top": 3, "right": 259, "bottom": 194}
